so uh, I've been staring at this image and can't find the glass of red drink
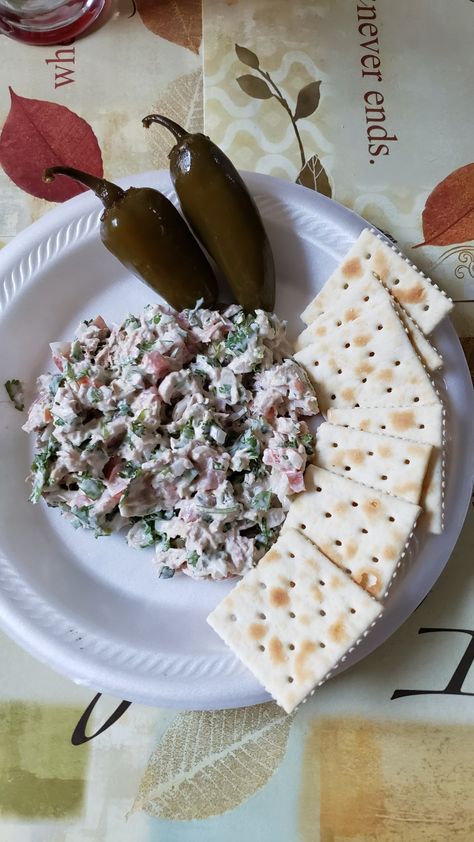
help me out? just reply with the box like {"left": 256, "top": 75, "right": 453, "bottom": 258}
{"left": 0, "top": 0, "right": 105, "bottom": 45}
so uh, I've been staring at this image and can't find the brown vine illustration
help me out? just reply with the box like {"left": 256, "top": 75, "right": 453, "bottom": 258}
{"left": 235, "top": 44, "right": 332, "bottom": 197}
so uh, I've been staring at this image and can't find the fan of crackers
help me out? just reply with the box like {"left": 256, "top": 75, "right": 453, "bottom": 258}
{"left": 208, "top": 228, "right": 452, "bottom": 714}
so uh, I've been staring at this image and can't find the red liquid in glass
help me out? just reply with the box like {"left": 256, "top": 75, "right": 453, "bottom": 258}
{"left": 0, "top": 0, "right": 105, "bottom": 46}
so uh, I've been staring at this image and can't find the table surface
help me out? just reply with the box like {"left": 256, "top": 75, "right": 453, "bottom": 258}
{"left": 1, "top": 1, "right": 473, "bottom": 840}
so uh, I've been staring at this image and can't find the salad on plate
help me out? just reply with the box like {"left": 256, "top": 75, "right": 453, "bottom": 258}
{"left": 23, "top": 303, "right": 318, "bottom": 580}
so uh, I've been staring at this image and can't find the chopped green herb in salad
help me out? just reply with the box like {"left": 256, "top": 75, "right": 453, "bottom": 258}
{"left": 23, "top": 305, "right": 318, "bottom": 580}
{"left": 5, "top": 379, "right": 24, "bottom": 411}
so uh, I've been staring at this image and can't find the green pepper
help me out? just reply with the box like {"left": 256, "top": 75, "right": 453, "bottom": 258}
{"left": 43, "top": 166, "right": 218, "bottom": 311}
{"left": 142, "top": 115, "right": 275, "bottom": 313}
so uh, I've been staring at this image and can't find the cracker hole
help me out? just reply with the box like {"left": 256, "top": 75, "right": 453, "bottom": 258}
{"left": 344, "top": 343, "right": 351, "bottom": 349}
{"left": 288, "top": 676, "right": 294, "bottom": 683}
{"left": 313, "top": 360, "right": 319, "bottom": 367}
{"left": 259, "top": 582, "right": 267, "bottom": 590}
{"left": 320, "top": 642, "right": 326, "bottom": 648}
{"left": 230, "top": 614, "right": 237, "bottom": 621}
{"left": 368, "top": 450, "right": 374, "bottom": 456}
{"left": 316, "top": 486, "right": 322, "bottom": 492}
{"left": 419, "top": 423, "right": 425, "bottom": 429}
{"left": 395, "top": 360, "right": 400, "bottom": 366}
{"left": 393, "top": 278, "right": 400, "bottom": 285}
{"left": 289, "top": 580, "right": 296, "bottom": 588}
{"left": 300, "top": 522, "right": 306, "bottom": 530}
{"left": 289, "top": 612, "right": 296, "bottom": 619}
{"left": 362, "top": 528, "right": 368, "bottom": 534}
{"left": 332, "top": 442, "right": 338, "bottom": 448}
{"left": 337, "top": 369, "right": 343, "bottom": 375}
{"left": 377, "top": 324, "right": 383, "bottom": 331}
{"left": 423, "top": 305, "right": 430, "bottom": 311}
{"left": 389, "top": 516, "right": 395, "bottom": 522}
{"left": 331, "top": 394, "right": 336, "bottom": 400}
{"left": 380, "top": 425, "right": 386, "bottom": 430}
{"left": 289, "top": 553, "right": 295, "bottom": 559}
{"left": 319, "top": 579, "right": 325, "bottom": 586}
{"left": 352, "top": 501, "right": 358, "bottom": 507}
{"left": 335, "top": 540, "right": 342, "bottom": 546}
{"left": 404, "top": 459, "right": 410, "bottom": 465}
{"left": 372, "top": 556, "right": 379, "bottom": 563}
{"left": 344, "top": 466, "right": 351, "bottom": 471}
{"left": 369, "top": 351, "right": 375, "bottom": 357}
{"left": 414, "top": 396, "right": 420, "bottom": 403}
{"left": 325, "top": 512, "right": 332, "bottom": 518}
{"left": 381, "top": 475, "right": 388, "bottom": 480}
{"left": 386, "top": 387, "right": 393, "bottom": 393}
{"left": 336, "top": 320, "right": 342, "bottom": 327}
{"left": 350, "top": 608, "right": 356, "bottom": 614}
{"left": 361, "top": 378, "right": 367, "bottom": 384}
{"left": 320, "top": 609, "right": 326, "bottom": 617}
{"left": 343, "top": 283, "right": 349, "bottom": 289}
{"left": 345, "top": 568, "right": 352, "bottom": 574}
{"left": 259, "top": 645, "right": 265, "bottom": 652}
{"left": 288, "top": 643, "right": 295, "bottom": 651}
{"left": 259, "top": 612, "right": 266, "bottom": 620}
{"left": 365, "top": 253, "right": 371, "bottom": 259}
{"left": 364, "top": 296, "right": 369, "bottom": 302}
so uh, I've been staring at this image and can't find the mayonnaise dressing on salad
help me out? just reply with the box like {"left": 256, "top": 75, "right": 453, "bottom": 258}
{"left": 23, "top": 304, "right": 319, "bottom": 579}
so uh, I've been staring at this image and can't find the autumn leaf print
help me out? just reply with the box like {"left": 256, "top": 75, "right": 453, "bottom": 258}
{"left": 136, "top": 0, "right": 202, "bottom": 54}
{"left": 236, "top": 75, "right": 273, "bottom": 100}
{"left": 235, "top": 44, "right": 260, "bottom": 69}
{"left": 414, "top": 162, "right": 474, "bottom": 248}
{"left": 297, "top": 154, "right": 332, "bottom": 197}
{"left": 294, "top": 82, "right": 321, "bottom": 121}
{"left": 145, "top": 69, "right": 203, "bottom": 169}
{"left": 130, "top": 703, "right": 293, "bottom": 820}
{"left": 0, "top": 89, "right": 103, "bottom": 202}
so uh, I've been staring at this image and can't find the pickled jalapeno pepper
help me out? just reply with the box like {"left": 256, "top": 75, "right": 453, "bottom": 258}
{"left": 43, "top": 166, "right": 218, "bottom": 310}
{"left": 142, "top": 115, "right": 276, "bottom": 313}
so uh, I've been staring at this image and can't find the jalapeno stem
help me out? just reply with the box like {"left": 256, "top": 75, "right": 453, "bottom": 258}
{"left": 43, "top": 166, "right": 125, "bottom": 207}
{"left": 142, "top": 114, "right": 189, "bottom": 142}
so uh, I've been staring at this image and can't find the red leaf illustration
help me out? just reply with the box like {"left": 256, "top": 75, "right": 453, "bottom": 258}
{"left": 0, "top": 88, "right": 103, "bottom": 202}
{"left": 414, "top": 162, "right": 474, "bottom": 248}
{"left": 136, "top": 0, "right": 201, "bottom": 55}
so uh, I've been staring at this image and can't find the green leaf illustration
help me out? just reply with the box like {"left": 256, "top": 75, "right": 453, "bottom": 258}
{"left": 237, "top": 75, "right": 273, "bottom": 100}
{"left": 235, "top": 44, "right": 260, "bottom": 69}
{"left": 294, "top": 81, "right": 321, "bottom": 121}
{"left": 130, "top": 703, "right": 293, "bottom": 820}
{"left": 297, "top": 154, "right": 332, "bottom": 198}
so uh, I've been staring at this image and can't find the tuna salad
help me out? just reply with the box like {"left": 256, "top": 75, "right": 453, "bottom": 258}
{"left": 23, "top": 304, "right": 319, "bottom": 579}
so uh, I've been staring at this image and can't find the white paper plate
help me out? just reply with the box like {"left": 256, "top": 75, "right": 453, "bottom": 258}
{"left": 0, "top": 171, "right": 472, "bottom": 709}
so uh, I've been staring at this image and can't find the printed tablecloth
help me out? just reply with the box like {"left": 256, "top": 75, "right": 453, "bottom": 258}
{"left": 0, "top": 2, "right": 473, "bottom": 839}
